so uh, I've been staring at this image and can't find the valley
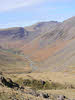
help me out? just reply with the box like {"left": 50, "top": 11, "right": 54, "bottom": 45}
{"left": 0, "top": 16, "right": 75, "bottom": 100}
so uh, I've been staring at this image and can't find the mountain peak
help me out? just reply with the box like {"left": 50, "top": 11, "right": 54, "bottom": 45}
{"left": 63, "top": 16, "right": 75, "bottom": 23}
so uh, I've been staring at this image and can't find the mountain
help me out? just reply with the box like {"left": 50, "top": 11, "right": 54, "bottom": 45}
{"left": 0, "top": 21, "right": 59, "bottom": 40}
{"left": 0, "top": 21, "right": 59, "bottom": 49}
{"left": 0, "top": 16, "right": 75, "bottom": 72}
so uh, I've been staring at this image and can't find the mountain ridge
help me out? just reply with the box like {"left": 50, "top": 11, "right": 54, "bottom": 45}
{"left": 0, "top": 16, "right": 75, "bottom": 72}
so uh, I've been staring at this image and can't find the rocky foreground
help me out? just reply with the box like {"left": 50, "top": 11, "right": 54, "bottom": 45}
{"left": 0, "top": 72, "right": 75, "bottom": 100}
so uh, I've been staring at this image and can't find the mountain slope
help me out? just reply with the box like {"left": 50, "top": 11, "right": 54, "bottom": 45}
{"left": 0, "top": 48, "right": 31, "bottom": 74}
{"left": 0, "top": 16, "right": 75, "bottom": 72}
{"left": 0, "top": 21, "right": 59, "bottom": 49}
{"left": 21, "top": 16, "right": 75, "bottom": 72}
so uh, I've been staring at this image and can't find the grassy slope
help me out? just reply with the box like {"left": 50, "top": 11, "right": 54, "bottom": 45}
{"left": 6, "top": 71, "right": 75, "bottom": 99}
{"left": 0, "top": 48, "right": 31, "bottom": 74}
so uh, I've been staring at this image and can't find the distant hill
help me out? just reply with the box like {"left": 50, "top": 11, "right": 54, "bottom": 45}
{"left": 0, "top": 16, "right": 75, "bottom": 72}
{"left": 0, "top": 21, "right": 59, "bottom": 40}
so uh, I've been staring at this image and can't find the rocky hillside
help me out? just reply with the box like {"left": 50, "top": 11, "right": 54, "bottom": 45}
{"left": 0, "top": 72, "right": 75, "bottom": 100}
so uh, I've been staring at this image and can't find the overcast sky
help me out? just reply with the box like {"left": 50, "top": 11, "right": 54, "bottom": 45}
{"left": 0, "top": 0, "right": 75, "bottom": 28}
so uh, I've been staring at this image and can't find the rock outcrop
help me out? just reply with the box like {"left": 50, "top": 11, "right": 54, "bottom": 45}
{"left": 0, "top": 76, "right": 19, "bottom": 89}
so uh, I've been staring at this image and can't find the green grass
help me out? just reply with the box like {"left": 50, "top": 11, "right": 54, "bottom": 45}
{"left": 16, "top": 78, "right": 67, "bottom": 90}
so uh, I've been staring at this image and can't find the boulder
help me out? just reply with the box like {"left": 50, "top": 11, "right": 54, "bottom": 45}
{"left": 40, "top": 80, "right": 46, "bottom": 85}
{"left": 40, "top": 93, "right": 49, "bottom": 98}
{"left": 57, "top": 95, "right": 66, "bottom": 100}
{"left": 0, "top": 76, "right": 19, "bottom": 89}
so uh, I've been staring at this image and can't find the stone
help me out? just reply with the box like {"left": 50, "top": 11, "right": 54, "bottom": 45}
{"left": 0, "top": 76, "right": 19, "bottom": 89}
{"left": 57, "top": 95, "right": 66, "bottom": 100}
{"left": 41, "top": 93, "right": 49, "bottom": 98}
{"left": 40, "top": 80, "right": 46, "bottom": 85}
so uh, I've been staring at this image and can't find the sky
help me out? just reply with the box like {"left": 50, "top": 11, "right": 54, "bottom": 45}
{"left": 0, "top": 0, "right": 75, "bottom": 28}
